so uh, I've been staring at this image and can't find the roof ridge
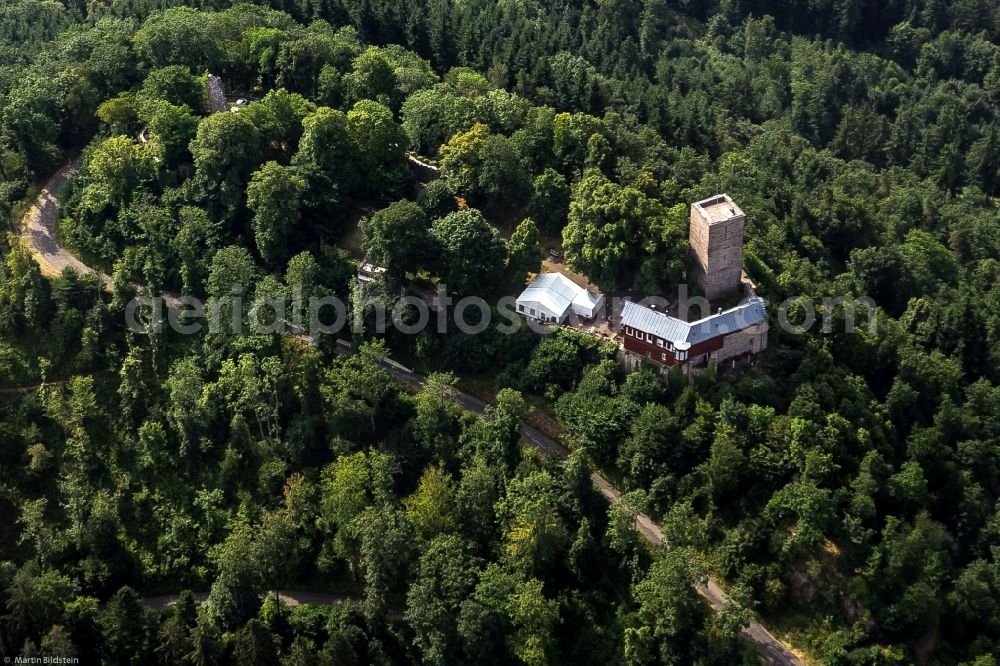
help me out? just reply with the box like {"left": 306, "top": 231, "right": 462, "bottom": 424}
{"left": 621, "top": 297, "right": 766, "bottom": 345}
{"left": 686, "top": 296, "right": 765, "bottom": 326}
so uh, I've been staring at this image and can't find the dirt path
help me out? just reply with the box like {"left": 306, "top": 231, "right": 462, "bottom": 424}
{"left": 380, "top": 362, "right": 805, "bottom": 666}
{"left": 142, "top": 590, "right": 403, "bottom": 619}
{"left": 20, "top": 165, "right": 804, "bottom": 665}
{"left": 20, "top": 163, "right": 190, "bottom": 309}
{"left": 20, "top": 161, "right": 111, "bottom": 288}
{"left": 134, "top": 360, "right": 804, "bottom": 664}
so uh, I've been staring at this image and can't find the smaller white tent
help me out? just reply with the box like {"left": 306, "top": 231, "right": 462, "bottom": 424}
{"left": 516, "top": 273, "right": 605, "bottom": 323}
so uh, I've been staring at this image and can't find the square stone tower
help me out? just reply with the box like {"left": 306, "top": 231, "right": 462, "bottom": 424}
{"left": 689, "top": 194, "right": 745, "bottom": 301}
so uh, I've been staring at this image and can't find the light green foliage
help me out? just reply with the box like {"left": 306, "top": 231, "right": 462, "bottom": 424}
{"left": 555, "top": 360, "right": 633, "bottom": 466}
{"left": 320, "top": 452, "right": 375, "bottom": 541}
{"left": 439, "top": 122, "right": 528, "bottom": 210}
{"left": 361, "top": 199, "right": 431, "bottom": 281}
{"left": 430, "top": 208, "right": 507, "bottom": 294}
{"left": 275, "top": 24, "right": 360, "bottom": 99}
{"left": 173, "top": 206, "right": 220, "bottom": 295}
{"left": 345, "top": 46, "right": 400, "bottom": 108}
{"left": 206, "top": 245, "right": 258, "bottom": 300}
{"left": 292, "top": 106, "right": 356, "bottom": 194}
{"left": 5, "top": 2, "right": 1000, "bottom": 664}
{"left": 239, "top": 88, "right": 314, "bottom": 162}
{"left": 497, "top": 470, "right": 569, "bottom": 574}
{"left": 900, "top": 229, "right": 958, "bottom": 294}
{"left": 506, "top": 218, "right": 543, "bottom": 284}
{"left": 346, "top": 99, "right": 409, "bottom": 198}
{"left": 406, "top": 534, "right": 479, "bottom": 666}
{"left": 144, "top": 100, "right": 198, "bottom": 166}
{"left": 189, "top": 112, "right": 262, "bottom": 184}
{"left": 133, "top": 7, "right": 223, "bottom": 72}
{"left": 627, "top": 549, "right": 708, "bottom": 663}
{"left": 246, "top": 161, "right": 306, "bottom": 265}
{"left": 401, "top": 88, "right": 475, "bottom": 156}
{"left": 405, "top": 466, "right": 458, "bottom": 542}
{"left": 239, "top": 26, "right": 286, "bottom": 87}
{"left": 562, "top": 171, "right": 667, "bottom": 291}
{"left": 351, "top": 503, "right": 415, "bottom": 617}
{"left": 139, "top": 65, "right": 206, "bottom": 113}
{"left": 618, "top": 403, "right": 678, "bottom": 489}
{"left": 87, "top": 135, "right": 156, "bottom": 209}
{"left": 96, "top": 94, "right": 141, "bottom": 136}
{"left": 504, "top": 578, "right": 560, "bottom": 666}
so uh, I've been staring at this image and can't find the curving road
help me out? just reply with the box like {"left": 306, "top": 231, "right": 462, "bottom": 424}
{"left": 140, "top": 368, "right": 804, "bottom": 663}
{"left": 20, "top": 162, "right": 187, "bottom": 310}
{"left": 21, "top": 165, "right": 804, "bottom": 666}
{"left": 20, "top": 161, "right": 111, "bottom": 288}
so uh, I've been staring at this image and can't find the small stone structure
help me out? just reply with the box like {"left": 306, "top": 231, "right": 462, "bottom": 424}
{"left": 406, "top": 154, "right": 440, "bottom": 183}
{"left": 689, "top": 194, "right": 745, "bottom": 301}
{"left": 207, "top": 74, "right": 227, "bottom": 113}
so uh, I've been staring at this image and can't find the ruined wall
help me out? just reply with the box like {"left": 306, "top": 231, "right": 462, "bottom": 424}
{"left": 617, "top": 348, "right": 673, "bottom": 377}
{"left": 407, "top": 154, "right": 440, "bottom": 183}
{"left": 207, "top": 74, "right": 227, "bottom": 113}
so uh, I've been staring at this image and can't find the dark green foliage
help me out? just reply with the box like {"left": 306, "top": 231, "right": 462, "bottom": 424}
{"left": 529, "top": 168, "right": 571, "bottom": 232}
{"left": 1, "top": 2, "right": 1000, "bottom": 664}
{"left": 505, "top": 218, "right": 543, "bottom": 285}
{"left": 416, "top": 179, "right": 458, "bottom": 220}
{"left": 360, "top": 199, "right": 431, "bottom": 282}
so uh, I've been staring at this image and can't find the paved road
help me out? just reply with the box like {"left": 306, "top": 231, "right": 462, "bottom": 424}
{"left": 21, "top": 165, "right": 803, "bottom": 665}
{"left": 379, "top": 363, "right": 804, "bottom": 665}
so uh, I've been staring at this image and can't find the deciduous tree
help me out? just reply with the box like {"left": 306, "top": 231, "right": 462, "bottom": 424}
{"left": 246, "top": 161, "right": 306, "bottom": 265}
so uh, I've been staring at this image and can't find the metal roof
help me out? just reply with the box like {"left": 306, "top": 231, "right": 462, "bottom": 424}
{"left": 620, "top": 301, "right": 689, "bottom": 340}
{"left": 573, "top": 289, "right": 603, "bottom": 311}
{"left": 517, "top": 273, "right": 603, "bottom": 318}
{"left": 620, "top": 297, "right": 767, "bottom": 344}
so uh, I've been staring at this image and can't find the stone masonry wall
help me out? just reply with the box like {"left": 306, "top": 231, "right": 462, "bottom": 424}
{"left": 689, "top": 204, "right": 745, "bottom": 301}
{"left": 710, "top": 323, "right": 768, "bottom": 366}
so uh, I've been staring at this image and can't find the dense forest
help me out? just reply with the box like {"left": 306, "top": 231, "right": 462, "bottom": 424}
{"left": 0, "top": 0, "right": 999, "bottom": 664}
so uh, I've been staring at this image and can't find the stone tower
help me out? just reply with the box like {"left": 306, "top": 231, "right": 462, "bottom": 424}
{"left": 689, "top": 194, "right": 745, "bottom": 301}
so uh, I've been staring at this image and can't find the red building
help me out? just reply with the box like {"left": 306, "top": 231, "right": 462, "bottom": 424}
{"left": 619, "top": 298, "right": 768, "bottom": 370}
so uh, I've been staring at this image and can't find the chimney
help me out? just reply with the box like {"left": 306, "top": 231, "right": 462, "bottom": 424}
{"left": 717, "top": 308, "right": 722, "bottom": 315}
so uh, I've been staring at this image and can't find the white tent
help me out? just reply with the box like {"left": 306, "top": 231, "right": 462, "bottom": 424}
{"left": 516, "top": 273, "right": 605, "bottom": 323}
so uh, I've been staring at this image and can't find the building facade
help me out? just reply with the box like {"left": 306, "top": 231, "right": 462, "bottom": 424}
{"left": 689, "top": 194, "right": 745, "bottom": 301}
{"left": 619, "top": 298, "right": 768, "bottom": 372}
{"left": 516, "top": 272, "right": 605, "bottom": 323}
